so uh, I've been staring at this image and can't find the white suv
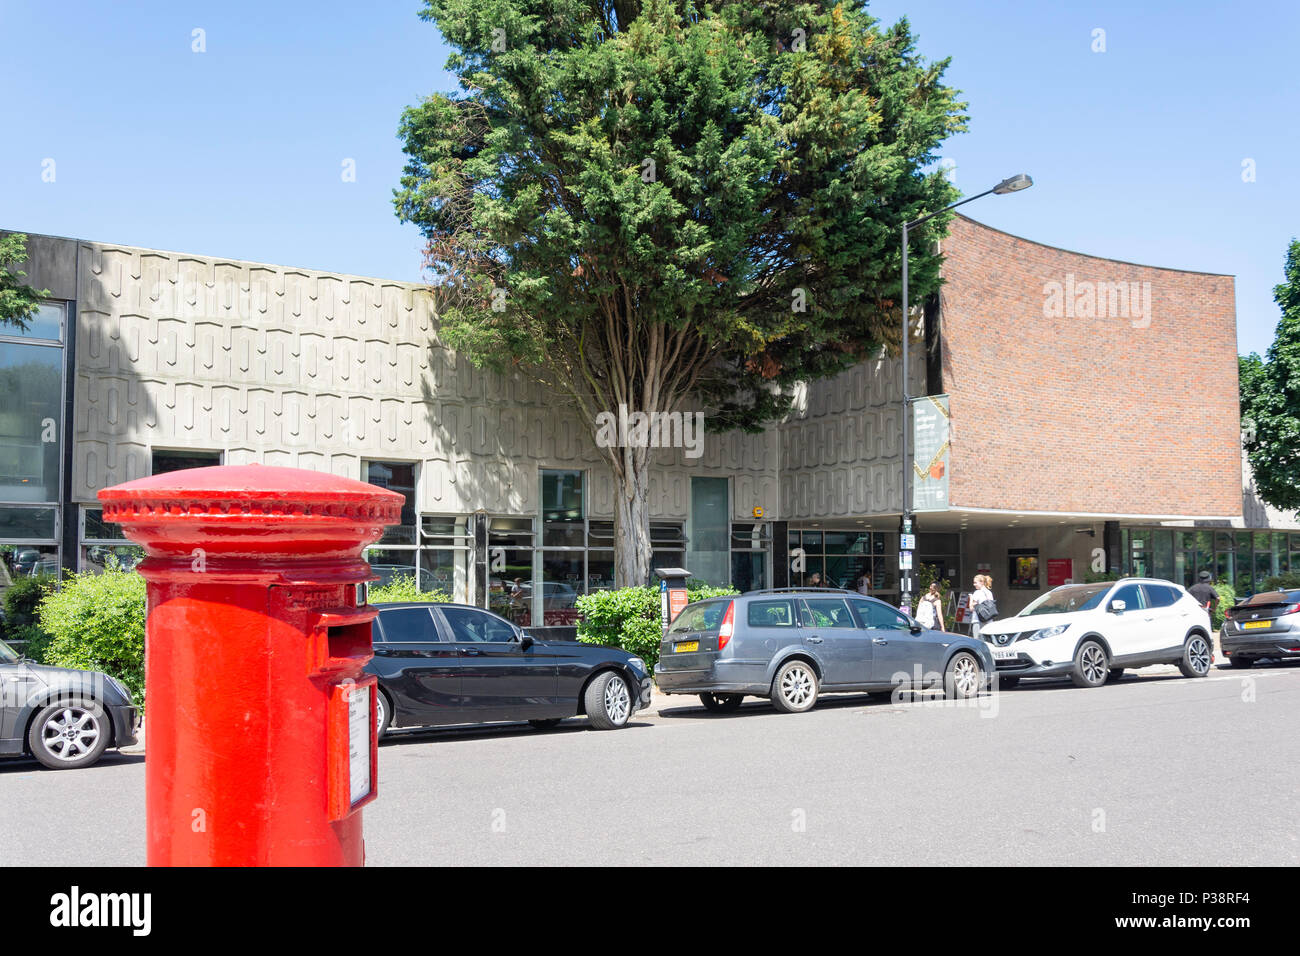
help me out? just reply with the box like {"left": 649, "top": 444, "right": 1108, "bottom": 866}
{"left": 978, "top": 578, "right": 1213, "bottom": 688}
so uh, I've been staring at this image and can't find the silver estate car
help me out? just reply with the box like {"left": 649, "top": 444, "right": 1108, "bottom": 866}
{"left": 654, "top": 588, "right": 995, "bottom": 713}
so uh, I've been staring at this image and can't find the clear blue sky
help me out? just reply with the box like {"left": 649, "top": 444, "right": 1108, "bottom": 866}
{"left": 1, "top": 0, "right": 1294, "bottom": 355}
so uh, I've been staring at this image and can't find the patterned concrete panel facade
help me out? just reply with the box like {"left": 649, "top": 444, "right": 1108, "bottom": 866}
{"left": 69, "top": 240, "right": 780, "bottom": 521}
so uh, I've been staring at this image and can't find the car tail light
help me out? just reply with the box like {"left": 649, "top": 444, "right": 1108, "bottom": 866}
{"left": 1285, "top": 602, "right": 1300, "bottom": 615}
{"left": 717, "top": 601, "right": 736, "bottom": 650}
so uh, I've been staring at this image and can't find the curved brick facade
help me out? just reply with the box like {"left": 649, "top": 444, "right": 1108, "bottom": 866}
{"left": 939, "top": 216, "right": 1241, "bottom": 519}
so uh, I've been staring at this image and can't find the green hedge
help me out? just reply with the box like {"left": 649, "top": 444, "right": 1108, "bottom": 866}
{"left": 1211, "top": 580, "right": 1236, "bottom": 631}
{"left": 36, "top": 569, "right": 146, "bottom": 704}
{"left": 368, "top": 573, "right": 450, "bottom": 605}
{"left": 575, "top": 583, "right": 738, "bottom": 670}
{"left": 2, "top": 574, "right": 55, "bottom": 636}
{"left": 1261, "top": 572, "right": 1300, "bottom": 592}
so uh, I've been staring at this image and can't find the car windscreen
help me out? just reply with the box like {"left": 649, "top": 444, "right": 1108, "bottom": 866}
{"left": 1017, "top": 584, "right": 1111, "bottom": 616}
{"left": 668, "top": 601, "right": 727, "bottom": 635}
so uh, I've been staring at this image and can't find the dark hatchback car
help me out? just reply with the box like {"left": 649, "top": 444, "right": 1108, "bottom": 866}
{"left": 365, "top": 602, "right": 652, "bottom": 736}
{"left": 0, "top": 638, "right": 139, "bottom": 769}
{"left": 655, "top": 588, "right": 995, "bottom": 713}
{"left": 1221, "top": 589, "right": 1300, "bottom": 667}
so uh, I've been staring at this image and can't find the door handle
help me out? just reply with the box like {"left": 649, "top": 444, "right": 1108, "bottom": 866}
{"left": 873, "top": 639, "right": 888, "bottom": 645}
{"left": 804, "top": 636, "right": 823, "bottom": 644}
{"left": 459, "top": 648, "right": 483, "bottom": 656}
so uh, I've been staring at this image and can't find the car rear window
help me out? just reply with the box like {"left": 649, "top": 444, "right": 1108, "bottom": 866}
{"left": 377, "top": 607, "right": 443, "bottom": 643}
{"left": 669, "top": 601, "right": 727, "bottom": 635}
{"left": 799, "top": 598, "right": 856, "bottom": 628}
{"left": 747, "top": 600, "right": 795, "bottom": 628}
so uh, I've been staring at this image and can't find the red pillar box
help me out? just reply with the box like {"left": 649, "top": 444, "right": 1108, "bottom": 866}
{"left": 98, "top": 465, "right": 403, "bottom": 866}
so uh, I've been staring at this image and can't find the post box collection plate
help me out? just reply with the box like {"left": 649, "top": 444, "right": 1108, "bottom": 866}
{"left": 328, "top": 675, "right": 379, "bottom": 821}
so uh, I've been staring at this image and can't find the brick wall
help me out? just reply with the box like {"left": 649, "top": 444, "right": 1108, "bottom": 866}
{"left": 940, "top": 215, "right": 1241, "bottom": 518}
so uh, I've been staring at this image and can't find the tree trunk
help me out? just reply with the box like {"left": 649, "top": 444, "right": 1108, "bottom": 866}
{"left": 611, "top": 446, "right": 653, "bottom": 588}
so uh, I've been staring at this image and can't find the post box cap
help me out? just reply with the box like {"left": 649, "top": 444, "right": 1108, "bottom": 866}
{"left": 97, "top": 464, "right": 405, "bottom": 560}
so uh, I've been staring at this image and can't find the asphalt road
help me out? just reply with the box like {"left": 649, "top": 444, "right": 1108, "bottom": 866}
{"left": 3, "top": 662, "right": 1297, "bottom": 866}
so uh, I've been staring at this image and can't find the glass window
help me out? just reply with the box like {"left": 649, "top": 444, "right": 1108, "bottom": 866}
{"left": 541, "top": 470, "right": 584, "bottom": 546}
{"left": 376, "top": 606, "right": 443, "bottom": 643}
{"left": 0, "top": 505, "right": 56, "bottom": 540}
{"left": 440, "top": 606, "right": 516, "bottom": 643}
{"left": 2, "top": 544, "right": 60, "bottom": 587}
{"left": 365, "top": 548, "right": 418, "bottom": 587}
{"left": 747, "top": 599, "right": 795, "bottom": 628}
{"left": 859, "top": 600, "right": 913, "bottom": 631}
{"left": 81, "top": 544, "right": 143, "bottom": 573}
{"left": 2, "top": 301, "right": 64, "bottom": 342}
{"left": 731, "top": 550, "right": 766, "bottom": 593}
{"left": 798, "top": 598, "right": 856, "bottom": 628}
{"left": 688, "top": 477, "right": 730, "bottom": 587}
{"left": 151, "top": 449, "right": 221, "bottom": 475}
{"left": 668, "top": 600, "right": 729, "bottom": 635}
{"left": 1142, "top": 584, "right": 1179, "bottom": 609}
{"left": 1111, "top": 583, "right": 1146, "bottom": 610}
{"left": 365, "top": 461, "right": 416, "bottom": 545}
{"left": 0, "top": 340, "right": 62, "bottom": 503}
{"left": 538, "top": 550, "right": 582, "bottom": 626}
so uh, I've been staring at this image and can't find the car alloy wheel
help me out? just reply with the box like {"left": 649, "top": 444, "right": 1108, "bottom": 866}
{"left": 28, "top": 699, "right": 111, "bottom": 770}
{"left": 945, "top": 652, "right": 982, "bottom": 699}
{"left": 772, "top": 661, "right": 818, "bottom": 713}
{"left": 1071, "top": 640, "right": 1109, "bottom": 688}
{"left": 375, "top": 692, "right": 391, "bottom": 739}
{"left": 604, "top": 677, "right": 631, "bottom": 724}
{"left": 584, "top": 671, "right": 633, "bottom": 730}
{"left": 1179, "top": 636, "right": 1212, "bottom": 678}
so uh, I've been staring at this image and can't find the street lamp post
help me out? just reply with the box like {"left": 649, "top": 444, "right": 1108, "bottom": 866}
{"left": 898, "top": 174, "right": 1032, "bottom": 609}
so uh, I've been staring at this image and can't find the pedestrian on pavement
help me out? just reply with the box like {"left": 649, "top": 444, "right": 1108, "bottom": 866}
{"left": 916, "top": 582, "right": 943, "bottom": 630}
{"left": 1189, "top": 570, "right": 1221, "bottom": 659}
{"left": 807, "top": 571, "right": 822, "bottom": 588}
{"left": 969, "top": 574, "right": 997, "bottom": 640}
{"left": 855, "top": 571, "right": 871, "bottom": 595}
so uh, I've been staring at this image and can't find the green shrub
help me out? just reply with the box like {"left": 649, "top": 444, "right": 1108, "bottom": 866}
{"left": 368, "top": 573, "right": 449, "bottom": 605}
{"left": 575, "top": 582, "right": 739, "bottom": 669}
{"left": 1211, "top": 580, "right": 1237, "bottom": 631}
{"left": 37, "top": 569, "right": 146, "bottom": 704}
{"left": 2, "top": 574, "right": 56, "bottom": 636}
{"left": 1261, "top": 572, "right": 1300, "bottom": 592}
{"left": 6, "top": 622, "right": 52, "bottom": 661}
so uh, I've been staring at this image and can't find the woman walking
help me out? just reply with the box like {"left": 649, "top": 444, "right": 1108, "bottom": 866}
{"left": 968, "top": 574, "right": 996, "bottom": 640}
{"left": 916, "top": 582, "right": 944, "bottom": 630}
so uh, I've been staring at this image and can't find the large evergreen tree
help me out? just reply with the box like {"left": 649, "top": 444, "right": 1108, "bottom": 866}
{"left": 1241, "top": 238, "right": 1300, "bottom": 514}
{"left": 395, "top": 0, "right": 966, "bottom": 584}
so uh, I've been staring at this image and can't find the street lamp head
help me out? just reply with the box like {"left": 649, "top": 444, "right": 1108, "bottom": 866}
{"left": 993, "top": 173, "right": 1033, "bottom": 195}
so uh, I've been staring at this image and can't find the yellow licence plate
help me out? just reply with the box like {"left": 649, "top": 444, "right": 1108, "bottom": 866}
{"left": 1243, "top": 621, "right": 1271, "bottom": 629}
{"left": 674, "top": 641, "right": 699, "bottom": 653}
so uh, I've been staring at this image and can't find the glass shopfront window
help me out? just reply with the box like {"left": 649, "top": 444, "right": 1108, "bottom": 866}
{"left": 365, "top": 461, "right": 417, "bottom": 546}
{"left": 688, "top": 477, "right": 730, "bottom": 587}
{"left": 1124, "top": 525, "right": 1299, "bottom": 597}
{"left": 2, "top": 303, "right": 67, "bottom": 595}
{"left": 788, "top": 528, "right": 894, "bottom": 597}
{"left": 79, "top": 507, "right": 142, "bottom": 573}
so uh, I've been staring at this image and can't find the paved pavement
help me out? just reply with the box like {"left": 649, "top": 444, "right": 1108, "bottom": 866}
{"left": 3, "top": 661, "right": 1297, "bottom": 866}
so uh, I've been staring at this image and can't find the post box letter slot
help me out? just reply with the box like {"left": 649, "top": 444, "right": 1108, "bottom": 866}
{"left": 309, "top": 607, "right": 378, "bottom": 674}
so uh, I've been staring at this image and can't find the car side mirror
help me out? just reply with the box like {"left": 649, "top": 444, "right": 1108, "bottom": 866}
{"left": 1109, "top": 600, "right": 1126, "bottom": 613}
{"left": 517, "top": 629, "right": 534, "bottom": 648}
{"left": 909, "top": 623, "right": 923, "bottom": 634}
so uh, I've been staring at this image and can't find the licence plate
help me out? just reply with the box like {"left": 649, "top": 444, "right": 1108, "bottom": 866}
{"left": 992, "top": 648, "right": 1016, "bottom": 661}
{"left": 674, "top": 641, "right": 699, "bottom": 653}
{"left": 1242, "top": 621, "right": 1271, "bottom": 629}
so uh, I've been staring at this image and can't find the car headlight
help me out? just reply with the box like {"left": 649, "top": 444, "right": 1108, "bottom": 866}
{"left": 627, "top": 656, "right": 647, "bottom": 674}
{"left": 1027, "top": 624, "right": 1070, "bottom": 641}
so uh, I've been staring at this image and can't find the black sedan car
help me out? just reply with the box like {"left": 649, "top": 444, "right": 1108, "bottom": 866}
{"left": 0, "top": 638, "right": 139, "bottom": 769}
{"left": 366, "top": 602, "right": 652, "bottom": 736}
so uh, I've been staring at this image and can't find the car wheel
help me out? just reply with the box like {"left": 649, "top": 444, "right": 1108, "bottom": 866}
{"left": 1070, "top": 640, "right": 1109, "bottom": 688}
{"left": 584, "top": 671, "right": 633, "bottom": 730}
{"left": 1105, "top": 668, "right": 1125, "bottom": 683}
{"left": 944, "top": 651, "right": 983, "bottom": 699}
{"left": 699, "top": 693, "right": 744, "bottom": 713}
{"left": 771, "top": 660, "right": 819, "bottom": 713}
{"left": 529, "top": 718, "right": 563, "bottom": 730}
{"left": 1228, "top": 655, "right": 1255, "bottom": 669}
{"left": 998, "top": 675, "right": 1020, "bottom": 690}
{"left": 28, "top": 699, "right": 111, "bottom": 770}
{"left": 375, "top": 690, "right": 393, "bottom": 740}
{"left": 1178, "top": 635, "right": 1212, "bottom": 678}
